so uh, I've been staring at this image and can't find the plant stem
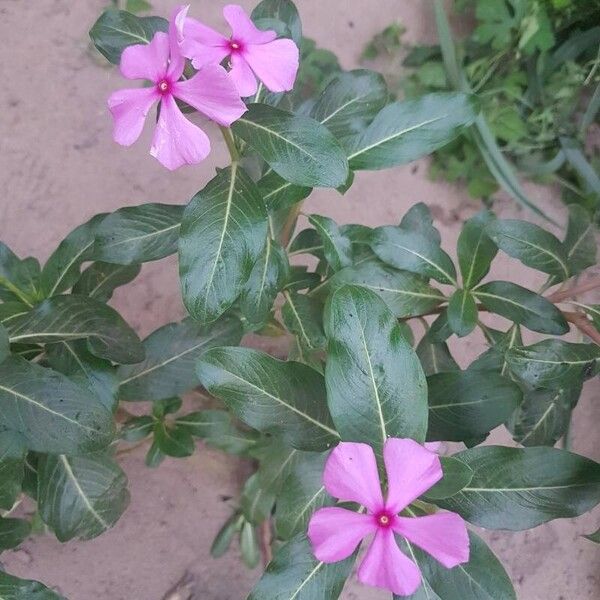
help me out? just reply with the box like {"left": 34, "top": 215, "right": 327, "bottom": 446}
{"left": 258, "top": 519, "right": 273, "bottom": 567}
{"left": 548, "top": 279, "right": 600, "bottom": 303}
{"left": 219, "top": 126, "right": 240, "bottom": 162}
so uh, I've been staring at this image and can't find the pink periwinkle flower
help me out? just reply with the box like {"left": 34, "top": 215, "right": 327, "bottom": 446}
{"left": 177, "top": 4, "right": 299, "bottom": 97}
{"left": 108, "top": 7, "right": 247, "bottom": 170}
{"left": 307, "top": 439, "right": 469, "bottom": 597}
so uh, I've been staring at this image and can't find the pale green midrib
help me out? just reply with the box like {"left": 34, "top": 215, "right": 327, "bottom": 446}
{"left": 101, "top": 25, "right": 153, "bottom": 45}
{"left": 59, "top": 455, "right": 110, "bottom": 530}
{"left": 348, "top": 115, "right": 445, "bottom": 160}
{"left": 256, "top": 237, "right": 272, "bottom": 305}
{"left": 284, "top": 292, "right": 314, "bottom": 349}
{"left": 101, "top": 222, "right": 179, "bottom": 249}
{"left": 430, "top": 397, "right": 497, "bottom": 410}
{"left": 290, "top": 486, "right": 326, "bottom": 531}
{"left": 320, "top": 92, "right": 370, "bottom": 125}
{"left": 566, "top": 222, "right": 592, "bottom": 260}
{"left": 288, "top": 561, "right": 325, "bottom": 600}
{"left": 89, "top": 264, "right": 131, "bottom": 297}
{"left": 463, "top": 231, "right": 484, "bottom": 288}
{"left": 359, "top": 283, "right": 445, "bottom": 301}
{"left": 518, "top": 402, "right": 556, "bottom": 445}
{"left": 47, "top": 240, "right": 94, "bottom": 297}
{"left": 511, "top": 356, "right": 599, "bottom": 366}
{"left": 386, "top": 240, "right": 457, "bottom": 285}
{"left": 473, "top": 290, "right": 538, "bottom": 315}
{"left": 463, "top": 482, "right": 593, "bottom": 492}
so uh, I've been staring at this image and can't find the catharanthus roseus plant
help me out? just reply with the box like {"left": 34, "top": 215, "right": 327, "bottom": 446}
{"left": 1, "top": 0, "right": 599, "bottom": 598}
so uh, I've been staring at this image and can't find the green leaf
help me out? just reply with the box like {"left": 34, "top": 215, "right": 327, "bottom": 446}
{"left": 37, "top": 453, "right": 130, "bottom": 541}
{"left": 323, "top": 259, "right": 446, "bottom": 318}
{"left": 457, "top": 210, "right": 497, "bottom": 288}
{"left": 416, "top": 336, "right": 459, "bottom": 376}
{"left": 89, "top": 9, "right": 168, "bottom": 64}
{"left": 73, "top": 261, "right": 141, "bottom": 301}
{"left": 399, "top": 203, "right": 442, "bottom": 244}
{"left": 120, "top": 415, "right": 154, "bottom": 442}
{"left": 0, "top": 242, "right": 42, "bottom": 306}
{"left": 173, "top": 409, "right": 230, "bottom": 439}
{"left": 562, "top": 204, "right": 597, "bottom": 276}
{"left": 247, "top": 533, "right": 355, "bottom": 600}
{"left": 46, "top": 340, "right": 118, "bottom": 412}
{"left": 152, "top": 396, "right": 181, "bottom": 418}
{"left": 179, "top": 165, "right": 268, "bottom": 324}
{"left": 240, "top": 238, "right": 289, "bottom": 327}
{"left": 583, "top": 527, "right": 600, "bottom": 544}
{"left": 324, "top": 285, "right": 428, "bottom": 453}
{"left": 345, "top": 92, "right": 478, "bottom": 170}
{"left": 423, "top": 456, "right": 473, "bottom": 501}
{"left": 473, "top": 281, "right": 568, "bottom": 335}
{"left": 0, "top": 571, "right": 66, "bottom": 599}
{"left": 241, "top": 473, "right": 276, "bottom": 525}
{"left": 145, "top": 441, "right": 165, "bottom": 468}
{"left": 308, "top": 215, "right": 353, "bottom": 272}
{"left": 251, "top": 0, "right": 302, "bottom": 46}
{"left": 256, "top": 171, "right": 311, "bottom": 213}
{"left": 117, "top": 316, "right": 242, "bottom": 401}
{"left": 427, "top": 370, "right": 522, "bottom": 442}
{"left": 5, "top": 295, "right": 144, "bottom": 364}
{"left": 211, "top": 513, "right": 240, "bottom": 558}
{"left": 197, "top": 347, "right": 338, "bottom": 451}
{"left": 310, "top": 69, "right": 388, "bottom": 139}
{"left": 0, "top": 432, "right": 26, "bottom": 510}
{"left": 560, "top": 136, "right": 600, "bottom": 200}
{"left": 506, "top": 340, "right": 600, "bottom": 389}
{"left": 437, "top": 445, "right": 600, "bottom": 530}
{"left": 41, "top": 214, "right": 105, "bottom": 297}
{"left": 447, "top": 289, "right": 478, "bottom": 337}
{"left": 231, "top": 104, "right": 349, "bottom": 188}
{"left": 0, "top": 517, "right": 31, "bottom": 551}
{"left": 240, "top": 520, "right": 261, "bottom": 569}
{"left": 0, "top": 356, "right": 114, "bottom": 455}
{"left": 371, "top": 226, "right": 457, "bottom": 285}
{"left": 510, "top": 385, "right": 580, "bottom": 447}
{"left": 92, "top": 203, "right": 184, "bottom": 265}
{"left": 154, "top": 421, "right": 195, "bottom": 458}
{"left": 275, "top": 451, "right": 333, "bottom": 540}
{"left": 281, "top": 292, "right": 326, "bottom": 350}
{"left": 288, "top": 228, "right": 324, "bottom": 258}
{"left": 0, "top": 323, "right": 8, "bottom": 363}
{"left": 485, "top": 219, "right": 569, "bottom": 280}
{"left": 399, "top": 531, "right": 516, "bottom": 600}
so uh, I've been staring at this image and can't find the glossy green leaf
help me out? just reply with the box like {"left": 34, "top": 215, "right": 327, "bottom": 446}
{"left": 41, "top": 214, "right": 105, "bottom": 297}
{"left": 371, "top": 227, "right": 457, "bottom": 285}
{"left": 247, "top": 533, "right": 355, "bottom": 600}
{"left": 92, "top": 203, "right": 184, "bottom": 265}
{"left": 506, "top": 340, "right": 600, "bottom": 389}
{"left": 473, "top": 281, "right": 568, "bottom": 335}
{"left": 324, "top": 285, "right": 428, "bottom": 453}
{"left": 310, "top": 69, "right": 388, "bottom": 139}
{"left": 437, "top": 445, "right": 600, "bottom": 530}
{"left": 346, "top": 92, "right": 478, "bottom": 170}
{"left": 486, "top": 219, "right": 569, "bottom": 280}
{"left": 281, "top": 292, "right": 326, "bottom": 350}
{"left": 118, "top": 316, "right": 242, "bottom": 401}
{"left": 173, "top": 409, "right": 230, "bottom": 439}
{"left": 241, "top": 473, "right": 277, "bottom": 525}
{"left": 427, "top": 370, "right": 521, "bottom": 442}
{"left": 423, "top": 456, "right": 473, "bottom": 501}
{"left": 73, "top": 261, "right": 141, "bottom": 301}
{"left": 0, "top": 242, "right": 42, "bottom": 306}
{"left": 457, "top": 210, "right": 497, "bottom": 288}
{"left": 0, "top": 517, "right": 31, "bottom": 551}
{"left": 0, "top": 357, "right": 114, "bottom": 455}
{"left": 562, "top": 204, "right": 597, "bottom": 276}
{"left": 120, "top": 416, "right": 154, "bottom": 442}
{"left": 46, "top": 340, "right": 118, "bottom": 412}
{"left": 257, "top": 171, "right": 312, "bottom": 213}
{"left": 510, "top": 385, "right": 580, "bottom": 447}
{"left": 89, "top": 9, "right": 168, "bottom": 64}
{"left": 251, "top": 0, "right": 302, "bottom": 46}
{"left": 0, "top": 323, "right": 8, "bottom": 363}
{"left": 0, "top": 432, "right": 26, "bottom": 510}
{"left": 399, "top": 203, "right": 442, "bottom": 244}
{"left": 416, "top": 336, "right": 459, "bottom": 376}
{"left": 275, "top": 451, "right": 333, "bottom": 540}
{"left": 288, "top": 228, "right": 324, "bottom": 258}
{"left": 179, "top": 165, "right": 268, "bottom": 324}
{"left": 324, "top": 259, "right": 446, "bottom": 318}
{"left": 240, "top": 238, "right": 289, "bottom": 327}
{"left": 5, "top": 295, "right": 144, "bottom": 364}
{"left": 399, "top": 531, "right": 515, "bottom": 600}
{"left": 211, "top": 513, "right": 240, "bottom": 558}
{"left": 240, "top": 520, "right": 261, "bottom": 569}
{"left": 38, "top": 453, "right": 130, "bottom": 541}
{"left": 197, "top": 347, "right": 338, "bottom": 451}
{"left": 154, "top": 421, "right": 194, "bottom": 458}
{"left": 152, "top": 396, "right": 181, "bottom": 418}
{"left": 0, "top": 571, "right": 65, "bottom": 600}
{"left": 231, "top": 104, "right": 349, "bottom": 188}
{"left": 447, "top": 289, "right": 478, "bottom": 337}
{"left": 145, "top": 441, "right": 165, "bottom": 468}
{"left": 308, "top": 215, "right": 353, "bottom": 272}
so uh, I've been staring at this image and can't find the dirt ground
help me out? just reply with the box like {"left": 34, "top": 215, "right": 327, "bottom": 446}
{"left": 1, "top": 1, "right": 599, "bottom": 599}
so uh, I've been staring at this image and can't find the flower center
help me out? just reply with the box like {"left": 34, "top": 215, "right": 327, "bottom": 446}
{"left": 157, "top": 79, "right": 170, "bottom": 95}
{"left": 229, "top": 39, "right": 243, "bottom": 52}
{"left": 375, "top": 511, "right": 393, "bottom": 528}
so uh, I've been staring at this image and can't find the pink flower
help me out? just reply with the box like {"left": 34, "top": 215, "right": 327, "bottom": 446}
{"left": 307, "top": 439, "right": 469, "bottom": 596}
{"left": 108, "top": 6, "right": 247, "bottom": 170}
{"left": 177, "top": 4, "right": 299, "bottom": 97}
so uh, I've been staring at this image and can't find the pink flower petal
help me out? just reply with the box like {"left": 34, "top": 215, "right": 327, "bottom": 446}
{"left": 150, "top": 94, "right": 210, "bottom": 170}
{"left": 357, "top": 528, "right": 422, "bottom": 596}
{"left": 120, "top": 32, "right": 170, "bottom": 82}
{"left": 393, "top": 513, "right": 469, "bottom": 568}
{"left": 228, "top": 53, "right": 259, "bottom": 97}
{"left": 384, "top": 438, "right": 442, "bottom": 514}
{"left": 173, "top": 64, "right": 247, "bottom": 126}
{"left": 323, "top": 442, "right": 384, "bottom": 513}
{"left": 223, "top": 4, "right": 277, "bottom": 44}
{"left": 243, "top": 38, "right": 299, "bottom": 92}
{"left": 166, "top": 6, "right": 187, "bottom": 81}
{"left": 307, "top": 507, "right": 376, "bottom": 563}
{"left": 177, "top": 15, "right": 229, "bottom": 68}
{"left": 108, "top": 86, "right": 158, "bottom": 146}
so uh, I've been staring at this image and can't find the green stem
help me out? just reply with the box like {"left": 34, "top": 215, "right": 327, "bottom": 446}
{"left": 219, "top": 126, "right": 240, "bottom": 162}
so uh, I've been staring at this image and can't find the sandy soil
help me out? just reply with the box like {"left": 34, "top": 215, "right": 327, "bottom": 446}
{"left": 1, "top": 0, "right": 599, "bottom": 598}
